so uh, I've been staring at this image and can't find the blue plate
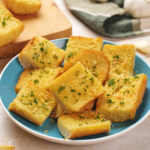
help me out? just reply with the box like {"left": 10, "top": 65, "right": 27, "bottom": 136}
{"left": 0, "top": 38, "right": 150, "bottom": 145}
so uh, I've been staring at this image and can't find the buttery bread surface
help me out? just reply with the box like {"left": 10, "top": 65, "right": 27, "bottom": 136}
{"left": 103, "top": 44, "right": 135, "bottom": 78}
{"left": 15, "top": 67, "right": 61, "bottom": 93}
{"left": 9, "top": 83, "right": 56, "bottom": 126}
{"left": 50, "top": 63, "right": 104, "bottom": 113}
{"left": 64, "top": 36, "right": 103, "bottom": 64}
{"left": 96, "top": 74, "right": 147, "bottom": 122}
{"left": 19, "top": 36, "right": 65, "bottom": 69}
{"left": 58, "top": 111, "right": 111, "bottom": 139}
{"left": 4, "top": 0, "right": 41, "bottom": 15}
{"left": 63, "top": 50, "right": 110, "bottom": 83}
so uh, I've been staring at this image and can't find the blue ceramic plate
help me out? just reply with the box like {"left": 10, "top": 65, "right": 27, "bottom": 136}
{"left": 0, "top": 38, "right": 150, "bottom": 145}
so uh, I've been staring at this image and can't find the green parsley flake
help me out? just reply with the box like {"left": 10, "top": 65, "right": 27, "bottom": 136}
{"left": 33, "top": 98, "right": 38, "bottom": 104}
{"left": 95, "top": 115, "right": 100, "bottom": 119}
{"left": 124, "top": 78, "right": 129, "bottom": 83}
{"left": 67, "top": 52, "right": 73, "bottom": 58}
{"left": 34, "top": 79, "right": 39, "bottom": 84}
{"left": 134, "top": 75, "right": 139, "bottom": 79}
{"left": 108, "top": 79, "right": 116, "bottom": 86}
{"left": 113, "top": 55, "right": 119, "bottom": 60}
{"left": 107, "top": 99, "right": 113, "bottom": 103}
{"left": 92, "top": 65, "right": 96, "bottom": 70}
{"left": 120, "top": 101, "right": 125, "bottom": 105}
{"left": 70, "top": 89, "right": 75, "bottom": 92}
{"left": 58, "top": 86, "right": 65, "bottom": 94}
{"left": 78, "top": 92, "right": 81, "bottom": 96}
{"left": 90, "top": 76, "right": 94, "bottom": 83}
{"left": 30, "top": 91, "right": 34, "bottom": 97}
{"left": 2, "top": 18, "right": 6, "bottom": 27}
{"left": 40, "top": 47, "right": 44, "bottom": 52}
{"left": 53, "top": 54, "right": 58, "bottom": 59}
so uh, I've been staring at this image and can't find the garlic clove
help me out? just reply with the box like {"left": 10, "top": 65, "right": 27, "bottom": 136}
{"left": 134, "top": 40, "right": 150, "bottom": 54}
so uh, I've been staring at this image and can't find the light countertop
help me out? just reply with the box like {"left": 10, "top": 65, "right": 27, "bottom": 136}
{"left": 0, "top": 0, "right": 150, "bottom": 149}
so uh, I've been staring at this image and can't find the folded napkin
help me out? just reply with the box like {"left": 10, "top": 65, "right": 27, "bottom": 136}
{"left": 64, "top": 0, "right": 150, "bottom": 37}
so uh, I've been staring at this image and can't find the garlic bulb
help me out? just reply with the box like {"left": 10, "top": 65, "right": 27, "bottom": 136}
{"left": 124, "top": 0, "right": 150, "bottom": 18}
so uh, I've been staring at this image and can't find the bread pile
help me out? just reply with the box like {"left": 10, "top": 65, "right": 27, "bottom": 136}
{"left": 9, "top": 36, "right": 147, "bottom": 139}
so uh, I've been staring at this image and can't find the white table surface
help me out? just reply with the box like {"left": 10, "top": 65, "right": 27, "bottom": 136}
{"left": 0, "top": 0, "right": 150, "bottom": 149}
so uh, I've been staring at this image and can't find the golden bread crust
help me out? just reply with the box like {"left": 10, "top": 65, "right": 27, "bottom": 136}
{"left": 58, "top": 111, "right": 111, "bottom": 139}
{"left": 64, "top": 36, "right": 103, "bottom": 64}
{"left": 63, "top": 50, "right": 110, "bottom": 84}
{"left": 4, "top": 0, "right": 41, "bottom": 15}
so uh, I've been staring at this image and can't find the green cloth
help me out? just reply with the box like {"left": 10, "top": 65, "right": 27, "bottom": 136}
{"left": 64, "top": 0, "right": 142, "bottom": 37}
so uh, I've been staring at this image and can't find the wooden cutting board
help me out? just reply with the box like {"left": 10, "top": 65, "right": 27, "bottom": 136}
{"left": 0, "top": 0, "right": 72, "bottom": 58}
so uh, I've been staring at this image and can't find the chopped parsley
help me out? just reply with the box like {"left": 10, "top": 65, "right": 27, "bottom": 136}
{"left": 124, "top": 78, "right": 129, "bottom": 83}
{"left": 75, "top": 71, "right": 80, "bottom": 76}
{"left": 53, "top": 54, "right": 58, "bottom": 59}
{"left": 95, "top": 115, "right": 100, "bottom": 119}
{"left": 101, "top": 118, "right": 106, "bottom": 122}
{"left": 134, "top": 75, "right": 139, "bottom": 79}
{"left": 34, "top": 79, "right": 39, "bottom": 84}
{"left": 2, "top": 18, "right": 6, "bottom": 27}
{"left": 58, "top": 86, "right": 65, "bottom": 94}
{"left": 120, "top": 101, "right": 125, "bottom": 105}
{"left": 40, "top": 60, "right": 44, "bottom": 64}
{"left": 64, "top": 96, "right": 68, "bottom": 99}
{"left": 107, "top": 99, "right": 113, "bottom": 103}
{"left": 108, "top": 79, "right": 116, "bottom": 86}
{"left": 92, "top": 65, "right": 96, "bottom": 70}
{"left": 90, "top": 76, "right": 94, "bottom": 83}
{"left": 30, "top": 91, "right": 34, "bottom": 97}
{"left": 70, "top": 89, "right": 75, "bottom": 92}
{"left": 67, "top": 52, "right": 73, "bottom": 58}
{"left": 40, "top": 47, "right": 44, "bottom": 52}
{"left": 113, "top": 55, "right": 119, "bottom": 60}
{"left": 33, "top": 98, "right": 38, "bottom": 104}
{"left": 78, "top": 92, "right": 81, "bottom": 96}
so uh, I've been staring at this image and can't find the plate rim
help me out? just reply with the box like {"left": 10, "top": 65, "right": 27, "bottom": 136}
{"left": 0, "top": 38, "right": 150, "bottom": 145}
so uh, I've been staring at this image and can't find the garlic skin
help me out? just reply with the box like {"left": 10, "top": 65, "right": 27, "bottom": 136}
{"left": 134, "top": 41, "right": 150, "bottom": 54}
{"left": 124, "top": 0, "right": 150, "bottom": 18}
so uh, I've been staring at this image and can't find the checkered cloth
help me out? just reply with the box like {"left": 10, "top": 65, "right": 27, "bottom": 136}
{"left": 64, "top": 0, "right": 150, "bottom": 37}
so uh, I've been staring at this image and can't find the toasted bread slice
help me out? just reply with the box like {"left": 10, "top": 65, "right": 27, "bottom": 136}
{"left": 0, "top": 3, "right": 24, "bottom": 47}
{"left": 50, "top": 62, "right": 104, "bottom": 113}
{"left": 15, "top": 67, "right": 61, "bottom": 93}
{"left": 18, "top": 36, "right": 65, "bottom": 69}
{"left": 63, "top": 50, "right": 109, "bottom": 83}
{"left": 58, "top": 111, "right": 111, "bottom": 139}
{"left": 96, "top": 74, "right": 147, "bottom": 122}
{"left": 0, "top": 146, "right": 15, "bottom": 150}
{"left": 103, "top": 44, "right": 135, "bottom": 78}
{"left": 64, "top": 36, "right": 103, "bottom": 64}
{"left": 4, "top": 0, "right": 41, "bottom": 15}
{"left": 9, "top": 83, "right": 56, "bottom": 126}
